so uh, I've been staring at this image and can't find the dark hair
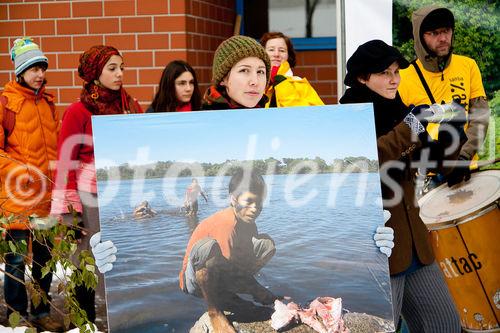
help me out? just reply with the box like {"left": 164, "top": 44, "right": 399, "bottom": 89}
{"left": 149, "top": 60, "right": 201, "bottom": 112}
{"left": 229, "top": 167, "right": 266, "bottom": 198}
{"left": 259, "top": 31, "right": 296, "bottom": 68}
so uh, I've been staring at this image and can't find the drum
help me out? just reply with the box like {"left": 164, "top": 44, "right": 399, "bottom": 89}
{"left": 419, "top": 170, "right": 500, "bottom": 332}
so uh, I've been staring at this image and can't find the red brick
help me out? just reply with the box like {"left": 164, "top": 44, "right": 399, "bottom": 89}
{"left": 104, "top": 0, "right": 135, "bottom": 16}
{"left": 57, "top": 19, "right": 87, "bottom": 35}
{"left": 0, "top": 5, "right": 7, "bottom": 20}
{"left": 294, "top": 67, "right": 316, "bottom": 81}
{"left": 200, "top": 2, "right": 209, "bottom": 17}
{"left": 312, "top": 81, "right": 334, "bottom": 96}
{"left": 40, "top": 2, "right": 70, "bottom": 18}
{"left": 186, "top": 16, "right": 195, "bottom": 30}
{"left": 25, "top": 19, "right": 56, "bottom": 36}
{"left": 195, "top": 67, "right": 211, "bottom": 83}
{"left": 46, "top": 53, "right": 57, "bottom": 69}
{"left": 59, "top": 87, "right": 81, "bottom": 103}
{"left": 41, "top": 36, "right": 72, "bottom": 53}
{"left": 0, "top": 72, "right": 11, "bottom": 85}
{"left": 137, "top": 0, "right": 167, "bottom": 15}
{"left": 121, "top": 51, "right": 153, "bottom": 67}
{"left": 192, "top": 1, "right": 200, "bottom": 16}
{"left": 9, "top": 3, "right": 39, "bottom": 19}
{"left": 57, "top": 53, "right": 80, "bottom": 69}
{"left": 322, "top": 97, "right": 337, "bottom": 105}
{"left": 198, "top": 51, "right": 213, "bottom": 66}
{"left": 171, "top": 33, "right": 188, "bottom": 49}
{"left": 192, "top": 35, "right": 201, "bottom": 49}
{"left": 72, "top": 1, "right": 102, "bottom": 18}
{"left": 73, "top": 35, "right": 104, "bottom": 52}
{"left": 105, "top": 34, "right": 136, "bottom": 50}
{"left": 186, "top": 51, "right": 197, "bottom": 65}
{"left": 154, "top": 16, "right": 185, "bottom": 32}
{"left": 197, "top": 81, "right": 209, "bottom": 91}
{"left": 125, "top": 85, "right": 155, "bottom": 102}
{"left": 121, "top": 17, "right": 151, "bottom": 32}
{"left": 0, "top": 38, "right": 9, "bottom": 53}
{"left": 122, "top": 68, "right": 137, "bottom": 85}
{"left": 297, "top": 51, "right": 334, "bottom": 66}
{"left": 47, "top": 70, "right": 73, "bottom": 86}
{"left": 55, "top": 104, "right": 66, "bottom": 119}
{"left": 137, "top": 33, "right": 169, "bottom": 50}
{"left": 155, "top": 50, "right": 187, "bottom": 67}
{"left": 316, "top": 66, "right": 337, "bottom": 81}
{"left": 0, "top": 55, "right": 11, "bottom": 70}
{"left": 138, "top": 68, "right": 162, "bottom": 85}
{"left": 170, "top": 0, "right": 187, "bottom": 14}
{"left": 89, "top": 18, "right": 119, "bottom": 34}
{"left": 0, "top": 21, "right": 23, "bottom": 37}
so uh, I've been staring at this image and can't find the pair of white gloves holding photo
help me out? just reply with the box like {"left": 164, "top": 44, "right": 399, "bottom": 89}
{"left": 89, "top": 210, "right": 395, "bottom": 274}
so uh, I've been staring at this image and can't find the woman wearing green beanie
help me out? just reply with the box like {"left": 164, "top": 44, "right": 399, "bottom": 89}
{"left": 202, "top": 35, "right": 271, "bottom": 110}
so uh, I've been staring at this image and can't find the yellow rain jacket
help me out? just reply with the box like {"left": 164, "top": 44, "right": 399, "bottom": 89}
{"left": 265, "top": 61, "right": 324, "bottom": 108}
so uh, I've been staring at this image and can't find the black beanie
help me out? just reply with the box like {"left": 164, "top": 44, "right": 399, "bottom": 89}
{"left": 344, "top": 40, "right": 409, "bottom": 87}
{"left": 420, "top": 8, "right": 455, "bottom": 34}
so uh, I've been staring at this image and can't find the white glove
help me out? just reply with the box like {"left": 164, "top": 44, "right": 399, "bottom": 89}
{"left": 90, "top": 232, "right": 117, "bottom": 273}
{"left": 374, "top": 210, "right": 394, "bottom": 257}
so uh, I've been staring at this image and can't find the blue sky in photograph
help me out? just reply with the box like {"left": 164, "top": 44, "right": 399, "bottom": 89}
{"left": 92, "top": 104, "right": 378, "bottom": 168}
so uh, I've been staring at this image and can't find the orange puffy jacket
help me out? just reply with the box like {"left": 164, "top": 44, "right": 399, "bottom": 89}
{"left": 0, "top": 81, "right": 59, "bottom": 230}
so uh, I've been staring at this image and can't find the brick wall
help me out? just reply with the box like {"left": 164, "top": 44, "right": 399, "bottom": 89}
{"left": 295, "top": 50, "right": 337, "bottom": 104}
{"left": 0, "top": 0, "right": 338, "bottom": 114}
{"left": 0, "top": 0, "right": 235, "bottom": 115}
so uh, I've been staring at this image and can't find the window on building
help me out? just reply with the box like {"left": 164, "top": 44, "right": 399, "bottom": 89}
{"left": 240, "top": 0, "right": 336, "bottom": 50}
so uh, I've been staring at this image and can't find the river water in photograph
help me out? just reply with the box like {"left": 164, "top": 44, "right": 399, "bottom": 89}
{"left": 97, "top": 173, "right": 393, "bottom": 332}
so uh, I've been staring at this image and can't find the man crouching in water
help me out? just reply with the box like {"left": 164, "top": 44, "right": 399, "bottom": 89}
{"left": 179, "top": 168, "right": 277, "bottom": 332}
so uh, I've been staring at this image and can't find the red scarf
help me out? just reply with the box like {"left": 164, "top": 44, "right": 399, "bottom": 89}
{"left": 80, "top": 82, "right": 140, "bottom": 115}
{"left": 176, "top": 102, "right": 192, "bottom": 112}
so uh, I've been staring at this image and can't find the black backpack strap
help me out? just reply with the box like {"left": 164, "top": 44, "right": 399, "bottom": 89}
{"left": 411, "top": 60, "right": 436, "bottom": 104}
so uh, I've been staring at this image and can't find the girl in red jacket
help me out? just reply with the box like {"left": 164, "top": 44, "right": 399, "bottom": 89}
{"left": 50, "top": 45, "right": 142, "bottom": 325}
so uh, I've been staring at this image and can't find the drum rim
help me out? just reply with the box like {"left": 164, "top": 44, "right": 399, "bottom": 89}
{"left": 462, "top": 327, "right": 500, "bottom": 332}
{"left": 425, "top": 202, "right": 498, "bottom": 230}
{"left": 419, "top": 170, "right": 500, "bottom": 225}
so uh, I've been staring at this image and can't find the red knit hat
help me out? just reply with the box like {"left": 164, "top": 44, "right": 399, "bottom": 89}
{"left": 78, "top": 45, "right": 121, "bottom": 83}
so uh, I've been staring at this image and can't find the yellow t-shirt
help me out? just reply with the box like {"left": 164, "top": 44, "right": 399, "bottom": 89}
{"left": 399, "top": 54, "right": 486, "bottom": 141}
{"left": 399, "top": 54, "right": 486, "bottom": 109}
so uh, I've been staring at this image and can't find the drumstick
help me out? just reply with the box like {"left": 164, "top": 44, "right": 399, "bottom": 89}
{"left": 474, "top": 157, "right": 500, "bottom": 172}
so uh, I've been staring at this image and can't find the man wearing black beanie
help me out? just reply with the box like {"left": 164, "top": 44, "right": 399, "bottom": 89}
{"left": 398, "top": 5, "right": 490, "bottom": 188}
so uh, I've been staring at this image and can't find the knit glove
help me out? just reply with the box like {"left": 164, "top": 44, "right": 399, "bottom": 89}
{"left": 90, "top": 232, "right": 117, "bottom": 274}
{"left": 374, "top": 210, "right": 394, "bottom": 257}
{"left": 403, "top": 104, "right": 437, "bottom": 146}
{"left": 447, "top": 156, "right": 472, "bottom": 187}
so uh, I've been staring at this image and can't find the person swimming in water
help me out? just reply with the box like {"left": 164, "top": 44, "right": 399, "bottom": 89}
{"left": 134, "top": 200, "right": 157, "bottom": 219}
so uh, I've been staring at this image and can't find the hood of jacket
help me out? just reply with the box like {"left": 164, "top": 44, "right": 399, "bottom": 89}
{"left": 2, "top": 81, "right": 54, "bottom": 113}
{"left": 412, "top": 5, "right": 453, "bottom": 73}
